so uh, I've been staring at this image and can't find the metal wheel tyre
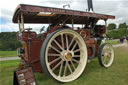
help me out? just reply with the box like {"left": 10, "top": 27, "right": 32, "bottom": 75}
{"left": 98, "top": 43, "right": 114, "bottom": 68}
{"left": 40, "top": 29, "right": 88, "bottom": 82}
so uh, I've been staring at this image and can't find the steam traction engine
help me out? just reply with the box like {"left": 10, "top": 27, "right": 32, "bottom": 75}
{"left": 12, "top": 0, "right": 115, "bottom": 84}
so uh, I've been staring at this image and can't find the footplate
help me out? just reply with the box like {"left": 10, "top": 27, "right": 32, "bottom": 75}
{"left": 13, "top": 67, "right": 37, "bottom": 85}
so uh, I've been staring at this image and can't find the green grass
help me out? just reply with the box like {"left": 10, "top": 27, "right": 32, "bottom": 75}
{"left": 0, "top": 51, "right": 17, "bottom": 58}
{"left": 105, "top": 40, "right": 119, "bottom": 45}
{"left": 0, "top": 46, "right": 128, "bottom": 85}
{"left": 0, "top": 60, "right": 19, "bottom": 85}
{"left": 35, "top": 46, "right": 128, "bottom": 85}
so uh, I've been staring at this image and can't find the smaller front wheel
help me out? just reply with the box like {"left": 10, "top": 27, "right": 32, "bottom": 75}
{"left": 98, "top": 43, "right": 114, "bottom": 68}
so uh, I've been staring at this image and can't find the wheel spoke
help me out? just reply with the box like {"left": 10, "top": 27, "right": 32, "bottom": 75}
{"left": 50, "top": 45, "right": 61, "bottom": 53}
{"left": 53, "top": 39, "right": 64, "bottom": 50}
{"left": 102, "top": 49, "right": 105, "bottom": 54}
{"left": 103, "top": 47, "right": 108, "bottom": 52}
{"left": 74, "top": 49, "right": 80, "bottom": 53}
{"left": 63, "top": 61, "right": 68, "bottom": 76}
{"left": 106, "top": 55, "right": 111, "bottom": 64}
{"left": 52, "top": 60, "right": 62, "bottom": 71}
{"left": 103, "top": 56, "right": 107, "bottom": 64}
{"left": 68, "top": 37, "right": 75, "bottom": 49}
{"left": 48, "top": 53, "right": 61, "bottom": 57}
{"left": 61, "top": 34, "right": 64, "bottom": 48}
{"left": 102, "top": 45, "right": 113, "bottom": 65}
{"left": 58, "top": 61, "right": 63, "bottom": 76}
{"left": 66, "top": 34, "right": 69, "bottom": 50}
{"left": 71, "top": 42, "right": 77, "bottom": 51}
{"left": 73, "top": 55, "right": 80, "bottom": 58}
{"left": 105, "top": 57, "right": 109, "bottom": 64}
{"left": 42, "top": 29, "right": 88, "bottom": 82}
{"left": 70, "top": 60, "right": 75, "bottom": 70}
{"left": 106, "top": 49, "right": 110, "bottom": 54}
{"left": 49, "top": 57, "right": 61, "bottom": 65}
{"left": 72, "top": 59, "right": 79, "bottom": 64}
{"left": 67, "top": 62, "right": 73, "bottom": 74}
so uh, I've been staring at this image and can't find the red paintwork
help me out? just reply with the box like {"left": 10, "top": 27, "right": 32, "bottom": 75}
{"left": 17, "top": 26, "right": 103, "bottom": 72}
{"left": 76, "top": 29, "right": 98, "bottom": 57}
{"left": 13, "top": 4, "right": 110, "bottom": 72}
{"left": 13, "top": 4, "right": 115, "bottom": 24}
{"left": 17, "top": 31, "right": 43, "bottom": 72}
{"left": 17, "top": 26, "right": 65, "bottom": 72}
{"left": 15, "top": 67, "right": 37, "bottom": 85}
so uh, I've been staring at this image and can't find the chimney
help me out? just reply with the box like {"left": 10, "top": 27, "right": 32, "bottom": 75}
{"left": 87, "top": 0, "right": 94, "bottom": 12}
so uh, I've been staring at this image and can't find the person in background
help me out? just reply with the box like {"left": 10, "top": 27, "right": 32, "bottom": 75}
{"left": 120, "top": 37, "right": 124, "bottom": 43}
{"left": 126, "top": 36, "right": 128, "bottom": 43}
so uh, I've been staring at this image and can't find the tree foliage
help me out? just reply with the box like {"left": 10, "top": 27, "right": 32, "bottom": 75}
{"left": 119, "top": 23, "right": 127, "bottom": 29}
{"left": 107, "top": 22, "right": 128, "bottom": 39}
{"left": 107, "top": 23, "right": 116, "bottom": 30}
{"left": 0, "top": 32, "right": 21, "bottom": 51}
{"left": 107, "top": 28, "right": 128, "bottom": 39}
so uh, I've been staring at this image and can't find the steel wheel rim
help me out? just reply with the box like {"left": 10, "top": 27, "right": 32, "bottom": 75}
{"left": 101, "top": 44, "right": 114, "bottom": 67}
{"left": 45, "top": 29, "right": 87, "bottom": 82}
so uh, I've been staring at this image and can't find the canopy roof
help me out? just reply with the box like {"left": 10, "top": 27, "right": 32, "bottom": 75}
{"left": 12, "top": 4, "right": 115, "bottom": 24}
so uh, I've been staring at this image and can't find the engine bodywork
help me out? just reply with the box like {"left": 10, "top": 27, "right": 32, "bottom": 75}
{"left": 13, "top": 4, "right": 115, "bottom": 72}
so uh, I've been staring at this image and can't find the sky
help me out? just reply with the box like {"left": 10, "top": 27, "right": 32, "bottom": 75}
{"left": 0, "top": 0, "right": 128, "bottom": 33}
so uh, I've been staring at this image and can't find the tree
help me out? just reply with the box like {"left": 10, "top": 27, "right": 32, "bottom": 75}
{"left": 0, "top": 32, "right": 21, "bottom": 51}
{"left": 107, "top": 28, "right": 128, "bottom": 39}
{"left": 107, "top": 23, "right": 116, "bottom": 30}
{"left": 119, "top": 22, "right": 127, "bottom": 29}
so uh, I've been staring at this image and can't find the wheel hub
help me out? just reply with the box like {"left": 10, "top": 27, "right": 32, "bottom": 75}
{"left": 61, "top": 51, "right": 73, "bottom": 61}
{"left": 64, "top": 52, "right": 72, "bottom": 60}
{"left": 104, "top": 53, "right": 111, "bottom": 57}
{"left": 99, "top": 43, "right": 114, "bottom": 68}
{"left": 41, "top": 29, "right": 88, "bottom": 82}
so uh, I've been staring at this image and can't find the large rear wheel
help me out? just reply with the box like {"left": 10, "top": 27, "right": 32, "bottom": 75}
{"left": 40, "top": 29, "right": 88, "bottom": 82}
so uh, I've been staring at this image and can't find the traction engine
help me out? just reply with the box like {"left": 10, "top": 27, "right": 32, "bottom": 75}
{"left": 13, "top": 0, "right": 115, "bottom": 84}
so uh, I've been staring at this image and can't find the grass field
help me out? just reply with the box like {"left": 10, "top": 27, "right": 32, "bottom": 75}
{"left": 0, "top": 60, "right": 19, "bottom": 85}
{"left": 0, "top": 51, "right": 17, "bottom": 58}
{"left": 0, "top": 46, "right": 128, "bottom": 85}
{"left": 105, "top": 40, "right": 119, "bottom": 45}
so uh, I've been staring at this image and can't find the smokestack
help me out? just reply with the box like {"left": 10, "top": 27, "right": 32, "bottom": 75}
{"left": 87, "top": 0, "right": 94, "bottom": 12}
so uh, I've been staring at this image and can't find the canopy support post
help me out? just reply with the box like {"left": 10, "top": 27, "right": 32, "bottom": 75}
{"left": 72, "top": 18, "right": 74, "bottom": 29}
{"left": 21, "top": 13, "right": 24, "bottom": 32}
{"left": 18, "top": 17, "right": 21, "bottom": 32}
{"left": 105, "top": 20, "right": 107, "bottom": 35}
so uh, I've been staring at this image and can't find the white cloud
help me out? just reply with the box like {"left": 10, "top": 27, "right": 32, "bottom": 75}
{"left": 0, "top": 23, "right": 17, "bottom": 32}
{"left": 0, "top": 0, "right": 128, "bottom": 32}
